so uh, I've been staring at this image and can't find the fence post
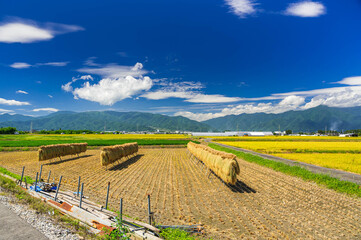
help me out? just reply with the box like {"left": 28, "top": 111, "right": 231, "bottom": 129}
{"left": 79, "top": 183, "right": 84, "bottom": 208}
{"left": 119, "top": 198, "right": 123, "bottom": 223}
{"left": 47, "top": 171, "right": 51, "bottom": 183}
{"left": 20, "top": 166, "right": 25, "bottom": 186}
{"left": 54, "top": 176, "right": 62, "bottom": 201}
{"left": 34, "top": 172, "right": 38, "bottom": 191}
{"left": 39, "top": 165, "right": 43, "bottom": 182}
{"left": 105, "top": 182, "right": 110, "bottom": 209}
{"left": 77, "top": 176, "right": 81, "bottom": 197}
{"left": 148, "top": 194, "right": 152, "bottom": 225}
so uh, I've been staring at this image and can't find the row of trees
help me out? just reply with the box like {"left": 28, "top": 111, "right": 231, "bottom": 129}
{"left": 0, "top": 127, "right": 17, "bottom": 134}
{"left": 39, "top": 129, "right": 95, "bottom": 134}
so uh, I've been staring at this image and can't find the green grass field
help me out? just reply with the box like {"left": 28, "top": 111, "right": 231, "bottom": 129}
{"left": 0, "top": 134, "right": 193, "bottom": 147}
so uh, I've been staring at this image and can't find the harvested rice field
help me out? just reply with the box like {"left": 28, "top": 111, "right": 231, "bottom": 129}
{"left": 1, "top": 148, "right": 361, "bottom": 239}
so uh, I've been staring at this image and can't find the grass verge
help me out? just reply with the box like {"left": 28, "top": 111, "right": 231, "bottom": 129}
{"left": 209, "top": 143, "right": 361, "bottom": 198}
{"left": 159, "top": 228, "right": 200, "bottom": 240}
{"left": 0, "top": 166, "right": 33, "bottom": 183}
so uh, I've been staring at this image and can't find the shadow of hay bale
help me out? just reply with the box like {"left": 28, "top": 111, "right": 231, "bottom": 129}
{"left": 231, "top": 180, "right": 256, "bottom": 193}
{"left": 108, "top": 154, "right": 144, "bottom": 171}
{"left": 44, "top": 154, "right": 93, "bottom": 165}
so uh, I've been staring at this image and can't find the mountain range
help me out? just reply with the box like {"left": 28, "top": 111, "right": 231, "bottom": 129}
{"left": 0, "top": 106, "right": 361, "bottom": 132}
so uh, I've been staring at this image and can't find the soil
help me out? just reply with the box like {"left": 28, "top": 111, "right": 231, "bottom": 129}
{"left": 1, "top": 148, "right": 361, "bottom": 239}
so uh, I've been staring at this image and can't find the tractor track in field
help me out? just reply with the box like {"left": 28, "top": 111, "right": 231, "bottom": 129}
{"left": 1, "top": 148, "right": 361, "bottom": 239}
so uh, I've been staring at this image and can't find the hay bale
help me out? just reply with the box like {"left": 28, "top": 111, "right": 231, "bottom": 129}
{"left": 187, "top": 142, "right": 240, "bottom": 185}
{"left": 38, "top": 143, "right": 88, "bottom": 161}
{"left": 100, "top": 142, "right": 138, "bottom": 166}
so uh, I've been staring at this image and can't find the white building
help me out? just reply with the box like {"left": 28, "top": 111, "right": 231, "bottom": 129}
{"left": 191, "top": 131, "right": 274, "bottom": 137}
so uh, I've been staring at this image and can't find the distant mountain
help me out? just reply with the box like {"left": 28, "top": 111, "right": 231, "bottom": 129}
{"left": 0, "top": 114, "right": 34, "bottom": 123}
{"left": 2, "top": 106, "right": 361, "bottom": 133}
{"left": 0, "top": 111, "right": 211, "bottom": 132}
{"left": 203, "top": 106, "right": 361, "bottom": 132}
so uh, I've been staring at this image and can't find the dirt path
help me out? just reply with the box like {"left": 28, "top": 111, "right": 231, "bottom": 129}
{"left": 1, "top": 149, "right": 361, "bottom": 239}
{"left": 213, "top": 141, "right": 361, "bottom": 185}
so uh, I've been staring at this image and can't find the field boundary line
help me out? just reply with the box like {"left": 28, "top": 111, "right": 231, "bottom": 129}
{"left": 211, "top": 142, "right": 361, "bottom": 185}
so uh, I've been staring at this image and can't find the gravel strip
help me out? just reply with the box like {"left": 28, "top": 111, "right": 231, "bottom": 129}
{"left": 0, "top": 187, "right": 80, "bottom": 240}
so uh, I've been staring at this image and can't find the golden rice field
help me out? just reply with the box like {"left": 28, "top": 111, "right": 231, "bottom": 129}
{"left": 274, "top": 153, "right": 361, "bottom": 175}
{"left": 217, "top": 141, "right": 361, "bottom": 153}
{"left": 212, "top": 136, "right": 361, "bottom": 141}
{"left": 2, "top": 148, "right": 361, "bottom": 239}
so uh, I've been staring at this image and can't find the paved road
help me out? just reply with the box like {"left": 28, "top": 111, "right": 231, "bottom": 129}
{"left": 212, "top": 142, "right": 361, "bottom": 185}
{"left": 0, "top": 203, "right": 48, "bottom": 240}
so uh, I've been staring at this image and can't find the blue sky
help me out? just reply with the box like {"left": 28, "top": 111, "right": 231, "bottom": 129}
{"left": 1, "top": 0, "right": 361, "bottom": 121}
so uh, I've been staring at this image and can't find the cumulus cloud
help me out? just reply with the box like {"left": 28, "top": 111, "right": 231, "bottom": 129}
{"left": 302, "top": 89, "right": 361, "bottom": 109}
{"left": 175, "top": 76, "right": 361, "bottom": 121}
{"left": 175, "top": 95, "right": 306, "bottom": 121}
{"left": 225, "top": 0, "right": 259, "bottom": 18}
{"left": 62, "top": 75, "right": 93, "bottom": 92}
{"left": 0, "top": 18, "right": 84, "bottom": 43}
{"left": 0, "top": 98, "right": 30, "bottom": 106}
{"left": 16, "top": 90, "right": 28, "bottom": 94}
{"left": 64, "top": 62, "right": 153, "bottom": 105}
{"left": 285, "top": 1, "right": 326, "bottom": 17}
{"left": 142, "top": 81, "right": 242, "bottom": 103}
{"left": 72, "top": 76, "right": 153, "bottom": 105}
{"left": 32, "top": 108, "right": 59, "bottom": 112}
{"left": 10, "top": 61, "right": 69, "bottom": 69}
{"left": 10, "top": 62, "right": 31, "bottom": 69}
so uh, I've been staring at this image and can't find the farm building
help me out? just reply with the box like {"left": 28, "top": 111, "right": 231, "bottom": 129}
{"left": 191, "top": 131, "right": 274, "bottom": 137}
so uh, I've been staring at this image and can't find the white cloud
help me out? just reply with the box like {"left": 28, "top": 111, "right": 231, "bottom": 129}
{"left": 62, "top": 75, "right": 94, "bottom": 92}
{"left": 48, "top": 95, "right": 53, "bottom": 98}
{"left": 0, "top": 109, "right": 14, "bottom": 114}
{"left": 225, "top": 0, "right": 259, "bottom": 18}
{"left": 0, "top": 98, "right": 30, "bottom": 106}
{"left": 62, "top": 82, "right": 73, "bottom": 92}
{"left": 64, "top": 63, "right": 153, "bottom": 105}
{"left": 10, "top": 61, "right": 69, "bottom": 69}
{"left": 335, "top": 76, "right": 361, "bottom": 86}
{"left": 175, "top": 76, "right": 361, "bottom": 121}
{"left": 302, "top": 89, "right": 361, "bottom": 109}
{"left": 0, "top": 23, "right": 53, "bottom": 43}
{"left": 142, "top": 81, "right": 242, "bottom": 103}
{"left": 72, "top": 76, "right": 153, "bottom": 105}
{"left": 285, "top": 1, "right": 326, "bottom": 17}
{"left": 10, "top": 62, "right": 31, "bottom": 69}
{"left": 0, "top": 18, "right": 83, "bottom": 43}
{"left": 37, "top": 61, "right": 69, "bottom": 67}
{"left": 78, "top": 63, "right": 147, "bottom": 78}
{"left": 32, "top": 108, "right": 59, "bottom": 112}
{"left": 175, "top": 95, "right": 306, "bottom": 121}
{"left": 16, "top": 90, "right": 28, "bottom": 94}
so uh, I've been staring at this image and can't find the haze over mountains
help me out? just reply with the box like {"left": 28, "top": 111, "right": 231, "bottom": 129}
{"left": 0, "top": 106, "right": 361, "bottom": 132}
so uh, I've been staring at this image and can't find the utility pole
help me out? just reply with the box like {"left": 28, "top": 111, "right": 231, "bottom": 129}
{"left": 30, "top": 122, "right": 33, "bottom": 134}
{"left": 104, "top": 121, "right": 106, "bottom": 132}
